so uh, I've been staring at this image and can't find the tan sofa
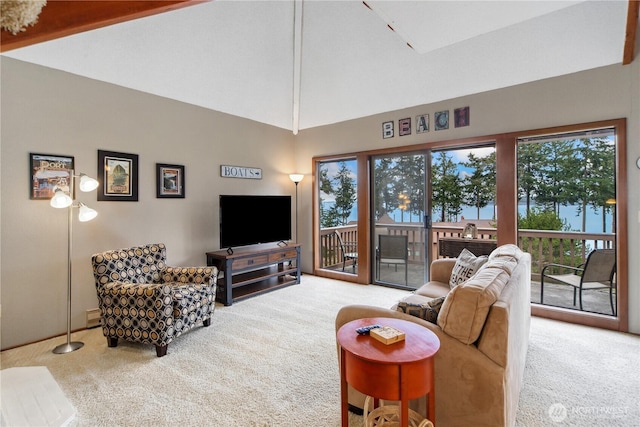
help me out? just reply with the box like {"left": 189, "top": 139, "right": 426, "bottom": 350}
{"left": 335, "top": 244, "right": 531, "bottom": 427}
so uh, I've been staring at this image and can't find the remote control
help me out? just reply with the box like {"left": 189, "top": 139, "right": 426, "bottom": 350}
{"left": 356, "top": 324, "right": 381, "bottom": 335}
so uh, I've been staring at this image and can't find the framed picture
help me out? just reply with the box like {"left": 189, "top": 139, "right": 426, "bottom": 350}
{"left": 382, "top": 121, "right": 394, "bottom": 139}
{"left": 399, "top": 118, "right": 411, "bottom": 136}
{"left": 416, "top": 114, "right": 429, "bottom": 133}
{"left": 454, "top": 106, "right": 470, "bottom": 127}
{"left": 157, "top": 163, "right": 185, "bottom": 198}
{"left": 434, "top": 110, "right": 449, "bottom": 131}
{"left": 97, "top": 150, "right": 139, "bottom": 201}
{"left": 30, "top": 153, "right": 74, "bottom": 200}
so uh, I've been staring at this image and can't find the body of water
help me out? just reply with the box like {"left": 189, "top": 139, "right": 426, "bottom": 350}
{"left": 334, "top": 203, "right": 614, "bottom": 234}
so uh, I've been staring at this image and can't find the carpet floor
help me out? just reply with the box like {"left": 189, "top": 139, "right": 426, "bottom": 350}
{"left": 1, "top": 274, "right": 638, "bottom": 426}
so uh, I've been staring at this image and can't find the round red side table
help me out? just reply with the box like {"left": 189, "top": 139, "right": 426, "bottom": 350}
{"left": 337, "top": 317, "right": 440, "bottom": 427}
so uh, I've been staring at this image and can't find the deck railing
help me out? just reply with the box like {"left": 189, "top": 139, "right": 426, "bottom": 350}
{"left": 320, "top": 225, "right": 614, "bottom": 276}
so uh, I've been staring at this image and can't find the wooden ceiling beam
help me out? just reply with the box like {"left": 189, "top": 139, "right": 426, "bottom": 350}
{"left": 623, "top": 0, "right": 639, "bottom": 65}
{"left": 1, "top": 0, "right": 208, "bottom": 53}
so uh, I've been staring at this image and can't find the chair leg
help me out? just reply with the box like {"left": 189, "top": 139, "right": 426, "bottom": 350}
{"left": 609, "top": 288, "right": 616, "bottom": 316}
{"left": 540, "top": 276, "right": 545, "bottom": 304}
{"left": 405, "top": 265, "right": 408, "bottom": 286}
{"left": 107, "top": 337, "right": 118, "bottom": 348}
{"left": 155, "top": 344, "right": 168, "bottom": 357}
{"left": 203, "top": 318, "right": 211, "bottom": 327}
{"left": 578, "top": 288, "right": 583, "bottom": 311}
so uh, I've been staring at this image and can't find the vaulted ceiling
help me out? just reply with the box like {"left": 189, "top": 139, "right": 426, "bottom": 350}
{"left": 2, "top": 1, "right": 637, "bottom": 133}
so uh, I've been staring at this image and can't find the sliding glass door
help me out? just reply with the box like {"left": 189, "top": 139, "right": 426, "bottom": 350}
{"left": 517, "top": 128, "right": 618, "bottom": 317}
{"left": 372, "top": 153, "right": 429, "bottom": 289}
{"left": 317, "top": 158, "right": 359, "bottom": 275}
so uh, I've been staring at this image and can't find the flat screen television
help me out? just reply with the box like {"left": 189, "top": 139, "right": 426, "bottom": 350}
{"left": 219, "top": 195, "right": 292, "bottom": 249}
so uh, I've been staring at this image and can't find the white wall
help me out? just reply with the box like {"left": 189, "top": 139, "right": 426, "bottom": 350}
{"left": 0, "top": 58, "right": 295, "bottom": 349}
{"left": 294, "top": 62, "right": 640, "bottom": 334}
{"left": 2, "top": 56, "right": 639, "bottom": 349}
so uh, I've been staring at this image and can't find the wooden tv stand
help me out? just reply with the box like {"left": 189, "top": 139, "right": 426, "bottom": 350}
{"left": 206, "top": 243, "right": 301, "bottom": 306}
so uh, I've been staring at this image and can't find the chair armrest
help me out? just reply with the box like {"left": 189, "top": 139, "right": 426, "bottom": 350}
{"left": 162, "top": 266, "right": 218, "bottom": 287}
{"left": 343, "top": 241, "right": 358, "bottom": 251}
{"left": 430, "top": 258, "right": 456, "bottom": 283}
{"left": 97, "top": 281, "right": 174, "bottom": 322}
{"left": 541, "top": 263, "right": 583, "bottom": 276}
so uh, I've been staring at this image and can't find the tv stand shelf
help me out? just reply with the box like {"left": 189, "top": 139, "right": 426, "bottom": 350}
{"left": 206, "top": 243, "right": 301, "bottom": 306}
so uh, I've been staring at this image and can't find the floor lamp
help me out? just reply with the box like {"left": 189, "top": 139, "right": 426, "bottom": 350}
{"left": 289, "top": 173, "right": 304, "bottom": 243}
{"left": 50, "top": 170, "right": 99, "bottom": 354}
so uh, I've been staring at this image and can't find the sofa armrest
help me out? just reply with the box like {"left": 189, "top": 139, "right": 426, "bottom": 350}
{"left": 430, "top": 258, "right": 456, "bottom": 283}
{"left": 162, "top": 266, "right": 218, "bottom": 287}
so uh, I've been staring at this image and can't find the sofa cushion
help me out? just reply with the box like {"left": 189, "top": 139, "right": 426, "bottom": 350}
{"left": 396, "top": 296, "right": 445, "bottom": 324}
{"left": 488, "top": 243, "right": 523, "bottom": 261}
{"left": 414, "top": 281, "right": 451, "bottom": 299}
{"left": 482, "top": 256, "right": 518, "bottom": 275}
{"left": 449, "top": 248, "right": 488, "bottom": 288}
{"left": 438, "top": 267, "right": 510, "bottom": 344}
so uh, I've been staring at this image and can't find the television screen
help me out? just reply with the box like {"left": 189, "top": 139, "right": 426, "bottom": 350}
{"left": 220, "top": 195, "right": 292, "bottom": 249}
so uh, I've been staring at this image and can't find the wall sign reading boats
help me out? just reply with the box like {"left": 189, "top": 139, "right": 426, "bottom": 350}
{"left": 220, "top": 165, "right": 262, "bottom": 180}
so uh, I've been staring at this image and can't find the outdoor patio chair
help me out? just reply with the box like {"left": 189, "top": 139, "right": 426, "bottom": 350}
{"left": 335, "top": 230, "right": 358, "bottom": 273}
{"left": 376, "top": 234, "right": 409, "bottom": 285}
{"left": 540, "top": 248, "right": 616, "bottom": 315}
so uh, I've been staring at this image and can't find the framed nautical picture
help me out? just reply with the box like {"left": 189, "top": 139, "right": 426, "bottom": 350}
{"left": 157, "top": 163, "right": 185, "bottom": 198}
{"left": 30, "top": 153, "right": 74, "bottom": 200}
{"left": 97, "top": 150, "right": 139, "bottom": 201}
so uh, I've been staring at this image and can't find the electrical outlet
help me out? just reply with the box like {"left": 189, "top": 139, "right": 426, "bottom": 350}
{"left": 86, "top": 308, "right": 102, "bottom": 329}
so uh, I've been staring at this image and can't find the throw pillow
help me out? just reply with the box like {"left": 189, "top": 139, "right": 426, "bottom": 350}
{"left": 449, "top": 248, "right": 488, "bottom": 289}
{"left": 396, "top": 296, "right": 446, "bottom": 324}
{"left": 438, "top": 268, "right": 510, "bottom": 344}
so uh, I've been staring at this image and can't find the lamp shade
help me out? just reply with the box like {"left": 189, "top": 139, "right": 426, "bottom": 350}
{"left": 50, "top": 188, "right": 73, "bottom": 208}
{"left": 289, "top": 173, "right": 304, "bottom": 183}
{"left": 78, "top": 174, "right": 99, "bottom": 192}
{"left": 78, "top": 203, "right": 98, "bottom": 222}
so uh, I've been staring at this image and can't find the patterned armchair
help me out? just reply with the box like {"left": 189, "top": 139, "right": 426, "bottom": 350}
{"left": 91, "top": 243, "right": 218, "bottom": 357}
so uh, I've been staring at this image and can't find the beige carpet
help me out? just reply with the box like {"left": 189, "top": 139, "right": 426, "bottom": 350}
{"left": 1, "top": 275, "right": 638, "bottom": 426}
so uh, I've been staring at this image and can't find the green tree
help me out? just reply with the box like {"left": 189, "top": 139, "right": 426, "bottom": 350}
{"left": 587, "top": 137, "right": 616, "bottom": 233}
{"left": 333, "top": 161, "right": 357, "bottom": 226}
{"left": 462, "top": 152, "right": 495, "bottom": 219}
{"left": 517, "top": 142, "right": 546, "bottom": 215}
{"left": 319, "top": 165, "right": 339, "bottom": 228}
{"left": 518, "top": 207, "right": 569, "bottom": 231}
{"left": 563, "top": 138, "right": 615, "bottom": 232}
{"left": 373, "top": 157, "right": 397, "bottom": 220}
{"left": 432, "top": 152, "right": 463, "bottom": 222}
{"left": 392, "top": 155, "right": 425, "bottom": 222}
{"left": 518, "top": 207, "right": 582, "bottom": 270}
{"left": 404, "top": 154, "right": 426, "bottom": 221}
{"left": 535, "top": 140, "right": 575, "bottom": 215}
